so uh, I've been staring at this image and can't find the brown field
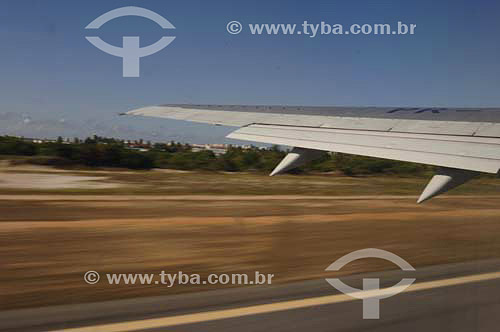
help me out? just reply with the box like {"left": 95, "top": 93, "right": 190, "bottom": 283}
{"left": 1, "top": 165, "right": 500, "bottom": 310}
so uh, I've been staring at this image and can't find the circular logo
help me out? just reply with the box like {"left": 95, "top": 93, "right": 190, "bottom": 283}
{"left": 84, "top": 271, "right": 100, "bottom": 284}
{"left": 227, "top": 21, "right": 243, "bottom": 34}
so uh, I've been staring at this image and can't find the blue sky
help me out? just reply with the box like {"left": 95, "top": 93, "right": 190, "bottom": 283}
{"left": 1, "top": 0, "right": 500, "bottom": 142}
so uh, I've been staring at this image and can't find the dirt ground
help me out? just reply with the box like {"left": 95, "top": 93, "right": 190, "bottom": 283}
{"left": 1, "top": 166, "right": 500, "bottom": 311}
{"left": 0, "top": 173, "right": 119, "bottom": 189}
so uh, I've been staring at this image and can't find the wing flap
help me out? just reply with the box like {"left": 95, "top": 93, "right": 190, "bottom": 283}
{"left": 320, "top": 117, "right": 398, "bottom": 131}
{"left": 390, "top": 120, "right": 481, "bottom": 136}
{"left": 227, "top": 124, "right": 500, "bottom": 174}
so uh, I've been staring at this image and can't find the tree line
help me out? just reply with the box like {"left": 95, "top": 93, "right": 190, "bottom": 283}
{"left": 0, "top": 135, "right": 431, "bottom": 176}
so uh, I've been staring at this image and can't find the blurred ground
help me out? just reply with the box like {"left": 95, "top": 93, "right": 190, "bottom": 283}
{"left": 0, "top": 164, "right": 500, "bottom": 311}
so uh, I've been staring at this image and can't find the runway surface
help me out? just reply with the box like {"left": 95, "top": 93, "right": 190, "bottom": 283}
{"left": 2, "top": 259, "right": 500, "bottom": 332}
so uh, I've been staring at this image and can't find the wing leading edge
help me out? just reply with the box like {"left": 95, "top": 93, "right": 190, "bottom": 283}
{"left": 126, "top": 104, "right": 500, "bottom": 203}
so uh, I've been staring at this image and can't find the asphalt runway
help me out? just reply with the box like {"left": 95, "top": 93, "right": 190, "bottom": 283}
{"left": 2, "top": 259, "right": 500, "bottom": 332}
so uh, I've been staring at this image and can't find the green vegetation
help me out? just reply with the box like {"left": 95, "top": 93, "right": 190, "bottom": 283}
{"left": 0, "top": 135, "right": 432, "bottom": 175}
{"left": 1, "top": 136, "right": 154, "bottom": 169}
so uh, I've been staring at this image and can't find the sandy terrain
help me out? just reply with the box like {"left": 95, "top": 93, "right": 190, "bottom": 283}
{"left": 1, "top": 194, "right": 500, "bottom": 310}
{"left": 0, "top": 173, "right": 119, "bottom": 189}
{"left": 0, "top": 166, "right": 499, "bottom": 310}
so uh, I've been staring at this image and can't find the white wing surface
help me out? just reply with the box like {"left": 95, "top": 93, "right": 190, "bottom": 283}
{"left": 126, "top": 104, "right": 500, "bottom": 202}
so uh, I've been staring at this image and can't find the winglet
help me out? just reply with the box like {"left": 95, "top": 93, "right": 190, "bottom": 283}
{"left": 417, "top": 168, "right": 478, "bottom": 204}
{"left": 270, "top": 147, "right": 323, "bottom": 176}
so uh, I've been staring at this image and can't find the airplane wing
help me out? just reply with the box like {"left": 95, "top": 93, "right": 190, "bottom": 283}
{"left": 126, "top": 104, "right": 500, "bottom": 203}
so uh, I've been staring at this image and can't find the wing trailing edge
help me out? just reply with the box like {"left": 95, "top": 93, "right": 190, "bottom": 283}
{"left": 228, "top": 124, "right": 500, "bottom": 203}
{"left": 126, "top": 105, "right": 500, "bottom": 202}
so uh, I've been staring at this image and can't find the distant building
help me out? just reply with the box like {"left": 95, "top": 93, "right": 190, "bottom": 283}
{"left": 18, "top": 136, "right": 258, "bottom": 154}
{"left": 191, "top": 143, "right": 253, "bottom": 155}
{"left": 22, "top": 138, "right": 57, "bottom": 144}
